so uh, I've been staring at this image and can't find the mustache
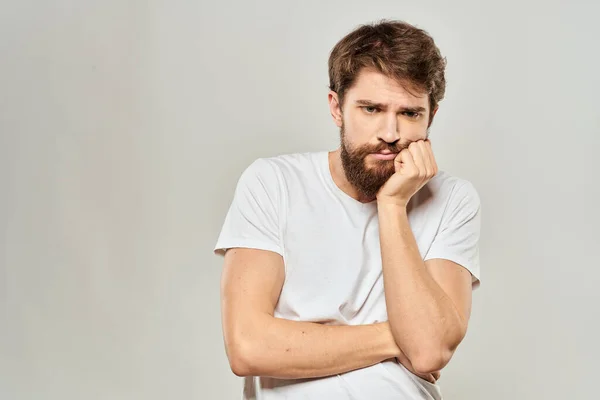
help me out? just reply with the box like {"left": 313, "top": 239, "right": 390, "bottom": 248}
{"left": 364, "top": 141, "right": 410, "bottom": 154}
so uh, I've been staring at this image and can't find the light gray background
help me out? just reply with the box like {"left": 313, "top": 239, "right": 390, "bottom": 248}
{"left": 1, "top": 1, "right": 599, "bottom": 399}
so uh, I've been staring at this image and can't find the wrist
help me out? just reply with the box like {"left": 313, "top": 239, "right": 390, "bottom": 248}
{"left": 377, "top": 321, "right": 402, "bottom": 358}
{"left": 376, "top": 201, "right": 408, "bottom": 220}
{"left": 376, "top": 195, "right": 409, "bottom": 208}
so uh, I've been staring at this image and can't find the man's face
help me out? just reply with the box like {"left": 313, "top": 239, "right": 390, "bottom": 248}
{"left": 330, "top": 68, "right": 434, "bottom": 199}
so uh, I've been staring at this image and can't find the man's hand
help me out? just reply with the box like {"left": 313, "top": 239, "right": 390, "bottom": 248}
{"left": 376, "top": 140, "right": 438, "bottom": 207}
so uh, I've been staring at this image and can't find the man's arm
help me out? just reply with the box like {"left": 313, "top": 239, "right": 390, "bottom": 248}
{"left": 378, "top": 204, "right": 473, "bottom": 375}
{"left": 375, "top": 140, "right": 479, "bottom": 375}
{"left": 220, "top": 247, "right": 402, "bottom": 379}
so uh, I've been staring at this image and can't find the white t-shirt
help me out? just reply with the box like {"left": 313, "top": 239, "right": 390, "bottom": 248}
{"left": 214, "top": 151, "right": 482, "bottom": 400}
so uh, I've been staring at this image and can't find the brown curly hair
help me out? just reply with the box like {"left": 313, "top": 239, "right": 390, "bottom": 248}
{"left": 328, "top": 20, "right": 447, "bottom": 124}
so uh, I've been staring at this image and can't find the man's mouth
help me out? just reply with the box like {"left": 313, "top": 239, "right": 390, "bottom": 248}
{"left": 371, "top": 151, "right": 398, "bottom": 161}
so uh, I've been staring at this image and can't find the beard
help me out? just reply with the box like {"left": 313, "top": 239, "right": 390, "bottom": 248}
{"left": 339, "top": 124, "right": 409, "bottom": 200}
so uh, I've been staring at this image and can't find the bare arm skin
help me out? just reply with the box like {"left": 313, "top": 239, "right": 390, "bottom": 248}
{"left": 221, "top": 247, "right": 406, "bottom": 379}
{"left": 378, "top": 203, "right": 473, "bottom": 374}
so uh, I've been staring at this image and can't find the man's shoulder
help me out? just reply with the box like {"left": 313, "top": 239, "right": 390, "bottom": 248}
{"left": 428, "top": 170, "right": 480, "bottom": 206}
{"left": 236, "top": 151, "right": 326, "bottom": 194}
{"left": 429, "top": 170, "right": 471, "bottom": 189}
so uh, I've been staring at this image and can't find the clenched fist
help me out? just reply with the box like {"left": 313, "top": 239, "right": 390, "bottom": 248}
{"left": 376, "top": 140, "right": 438, "bottom": 207}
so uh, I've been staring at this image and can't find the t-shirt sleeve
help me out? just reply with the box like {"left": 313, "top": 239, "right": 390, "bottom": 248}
{"left": 424, "top": 181, "right": 482, "bottom": 288}
{"left": 213, "top": 158, "right": 283, "bottom": 257}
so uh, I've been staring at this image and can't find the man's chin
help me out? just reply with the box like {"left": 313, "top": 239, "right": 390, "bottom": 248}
{"left": 360, "top": 173, "right": 393, "bottom": 193}
{"left": 366, "top": 167, "right": 395, "bottom": 181}
{"left": 365, "top": 158, "right": 394, "bottom": 170}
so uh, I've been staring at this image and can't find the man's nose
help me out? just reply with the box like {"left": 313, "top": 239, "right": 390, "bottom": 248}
{"left": 378, "top": 114, "right": 401, "bottom": 143}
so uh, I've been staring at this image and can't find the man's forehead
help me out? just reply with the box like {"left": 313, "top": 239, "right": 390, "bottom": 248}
{"left": 348, "top": 69, "right": 428, "bottom": 106}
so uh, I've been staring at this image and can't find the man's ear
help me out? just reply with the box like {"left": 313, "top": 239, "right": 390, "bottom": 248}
{"left": 328, "top": 90, "right": 343, "bottom": 128}
{"left": 428, "top": 106, "right": 439, "bottom": 127}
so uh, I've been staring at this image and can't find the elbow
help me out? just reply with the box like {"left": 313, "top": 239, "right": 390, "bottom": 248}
{"left": 410, "top": 346, "right": 454, "bottom": 375}
{"left": 226, "top": 338, "right": 256, "bottom": 377}
{"left": 408, "top": 326, "right": 467, "bottom": 374}
{"left": 229, "top": 349, "right": 251, "bottom": 377}
{"left": 224, "top": 314, "right": 273, "bottom": 377}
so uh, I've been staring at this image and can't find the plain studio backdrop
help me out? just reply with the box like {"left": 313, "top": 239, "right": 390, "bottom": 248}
{"left": 1, "top": 1, "right": 599, "bottom": 399}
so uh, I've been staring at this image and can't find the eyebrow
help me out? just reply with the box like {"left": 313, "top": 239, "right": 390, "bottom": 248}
{"left": 355, "top": 99, "right": 426, "bottom": 113}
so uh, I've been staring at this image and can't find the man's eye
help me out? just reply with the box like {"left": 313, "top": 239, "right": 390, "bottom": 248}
{"left": 404, "top": 112, "right": 420, "bottom": 119}
{"left": 363, "top": 106, "right": 378, "bottom": 114}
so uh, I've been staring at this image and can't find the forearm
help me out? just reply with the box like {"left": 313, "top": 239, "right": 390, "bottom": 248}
{"left": 233, "top": 317, "right": 400, "bottom": 379}
{"left": 378, "top": 203, "right": 465, "bottom": 371}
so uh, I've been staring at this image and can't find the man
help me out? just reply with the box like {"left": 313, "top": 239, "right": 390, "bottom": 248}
{"left": 214, "top": 19, "right": 481, "bottom": 400}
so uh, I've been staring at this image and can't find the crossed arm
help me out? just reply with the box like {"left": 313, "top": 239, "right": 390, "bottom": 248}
{"left": 220, "top": 246, "right": 472, "bottom": 381}
{"left": 378, "top": 203, "right": 474, "bottom": 373}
